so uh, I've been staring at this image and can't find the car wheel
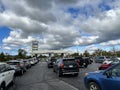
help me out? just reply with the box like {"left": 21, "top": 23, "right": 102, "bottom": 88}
{"left": 74, "top": 73, "right": 78, "bottom": 77}
{"left": 89, "top": 82, "right": 100, "bottom": 90}
{"left": 58, "top": 70, "right": 62, "bottom": 77}
{"left": 11, "top": 76, "right": 16, "bottom": 85}
{"left": 20, "top": 70, "right": 24, "bottom": 75}
{"left": 53, "top": 68, "right": 55, "bottom": 72}
{"left": 0, "top": 84, "right": 6, "bottom": 90}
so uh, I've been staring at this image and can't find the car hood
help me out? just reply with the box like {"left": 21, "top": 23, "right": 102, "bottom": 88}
{"left": 89, "top": 70, "right": 104, "bottom": 74}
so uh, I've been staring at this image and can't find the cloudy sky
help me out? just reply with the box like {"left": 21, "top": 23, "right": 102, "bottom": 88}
{"left": 0, "top": 0, "right": 120, "bottom": 55}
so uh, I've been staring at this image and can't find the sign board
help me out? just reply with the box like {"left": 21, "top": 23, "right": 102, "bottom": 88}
{"left": 32, "top": 41, "right": 39, "bottom": 51}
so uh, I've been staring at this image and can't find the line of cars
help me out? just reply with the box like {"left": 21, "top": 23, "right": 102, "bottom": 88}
{"left": 0, "top": 58, "right": 39, "bottom": 90}
{"left": 6, "top": 58, "right": 39, "bottom": 76}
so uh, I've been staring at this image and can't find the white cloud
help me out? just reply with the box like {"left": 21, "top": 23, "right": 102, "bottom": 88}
{"left": 0, "top": 0, "right": 120, "bottom": 54}
{"left": 100, "top": 39, "right": 120, "bottom": 46}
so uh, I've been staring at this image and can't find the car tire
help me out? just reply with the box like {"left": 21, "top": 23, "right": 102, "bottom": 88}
{"left": 58, "top": 70, "right": 62, "bottom": 77}
{"left": 11, "top": 76, "right": 16, "bottom": 85}
{"left": 74, "top": 73, "right": 78, "bottom": 77}
{"left": 20, "top": 70, "right": 24, "bottom": 75}
{"left": 0, "top": 84, "right": 6, "bottom": 90}
{"left": 53, "top": 68, "right": 55, "bottom": 72}
{"left": 89, "top": 82, "right": 100, "bottom": 90}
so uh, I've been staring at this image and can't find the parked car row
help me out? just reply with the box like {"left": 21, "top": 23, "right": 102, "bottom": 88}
{"left": 7, "top": 58, "right": 39, "bottom": 76}
{"left": 0, "top": 58, "right": 39, "bottom": 89}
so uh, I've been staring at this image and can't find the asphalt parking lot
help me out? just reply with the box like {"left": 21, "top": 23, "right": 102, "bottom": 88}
{"left": 8, "top": 61, "right": 100, "bottom": 90}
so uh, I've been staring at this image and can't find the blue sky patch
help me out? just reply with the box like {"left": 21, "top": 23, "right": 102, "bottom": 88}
{"left": 68, "top": 8, "right": 80, "bottom": 18}
{"left": 0, "top": 26, "right": 11, "bottom": 44}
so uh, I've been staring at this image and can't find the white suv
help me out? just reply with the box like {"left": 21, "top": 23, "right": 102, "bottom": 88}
{"left": 0, "top": 62, "right": 15, "bottom": 90}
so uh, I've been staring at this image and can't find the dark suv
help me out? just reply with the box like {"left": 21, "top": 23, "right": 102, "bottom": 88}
{"left": 47, "top": 58, "right": 57, "bottom": 68}
{"left": 53, "top": 58, "right": 79, "bottom": 77}
{"left": 75, "top": 56, "right": 90, "bottom": 68}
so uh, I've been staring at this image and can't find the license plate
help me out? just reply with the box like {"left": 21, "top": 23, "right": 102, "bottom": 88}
{"left": 69, "top": 65, "right": 73, "bottom": 68}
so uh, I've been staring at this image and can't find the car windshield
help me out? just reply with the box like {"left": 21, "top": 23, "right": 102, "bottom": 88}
{"left": 51, "top": 59, "right": 56, "bottom": 62}
{"left": 99, "top": 57, "right": 104, "bottom": 59}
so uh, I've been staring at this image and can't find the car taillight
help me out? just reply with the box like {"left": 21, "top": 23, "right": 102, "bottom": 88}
{"left": 77, "top": 63, "right": 80, "bottom": 68}
{"left": 77, "top": 60, "right": 80, "bottom": 63}
{"left": 60, "top": 63, "right": 64, "bottom": 69}
{"left": 17, "top": 64, "right": 22, "bottom": 67}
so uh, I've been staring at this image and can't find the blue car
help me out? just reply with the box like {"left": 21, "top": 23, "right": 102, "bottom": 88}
{"left": 84, "top": 63, "right": 120, "bottom": 90}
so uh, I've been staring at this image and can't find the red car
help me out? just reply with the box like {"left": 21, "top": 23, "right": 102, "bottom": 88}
{"left": 98, "top": 61, "right": 119, "bottom": 70}
{"left": 98, "top": 63, "right": 112, "bottom": 70}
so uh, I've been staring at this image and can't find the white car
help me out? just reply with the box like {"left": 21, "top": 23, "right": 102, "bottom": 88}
{"left": 103, "top": 60, "right": 113, "bottom": 64}
{"left": 0, "top": 62, "right": 15, "bottom": 90}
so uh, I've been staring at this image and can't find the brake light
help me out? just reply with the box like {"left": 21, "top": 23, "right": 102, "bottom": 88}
{"left": 17, "top": 63, "right": 22, "bottom": 67}
{"left": 77, "top": 60, "right": 80, "bottom": 63}
{"left": 77, "top": 63, "right": 80, "bottom": 68}
{"left": 60, "top": 63, "right": 64, "bottom": 69}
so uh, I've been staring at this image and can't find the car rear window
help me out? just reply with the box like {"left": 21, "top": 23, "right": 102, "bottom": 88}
{"left": 99, "top": 57, "right": 104, "bottom": 59}
{"left": 63, "top": 59, "right": 76, "bottom": 64}
{"left": 51, "top": 59, "right": 56, "bottom": 62}
{"left": 75, "top": 57, "right": 82, "bottom": 59}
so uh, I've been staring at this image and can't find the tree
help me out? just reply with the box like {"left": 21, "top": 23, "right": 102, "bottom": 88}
{"left": 83, "top": 50, "right": 90, "bottom": 57}
{"left": 0, "top": 52, "right": 5, "bottom": 61}
{"left": 18, "top": 49, "right": 27, "bottom": 59}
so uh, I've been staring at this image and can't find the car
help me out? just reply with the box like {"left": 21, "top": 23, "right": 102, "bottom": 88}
{"left": 84, "top": 62, "right": 120, "bottom": 90}
{"left": 53, "top": 58, "right": 79, "bottom": 77}
{"left": 98, "top": 58, "right": 120, "bottom": 70}
{"left": 7, "top": 60, "right": 27, "bottom": 75}
{"left": 75, "top": 56, "right": 90, "bottom": 68}
{"left": 98, "top": 63, "right": 112, "bottom": 70}
{"left": 29, "top": 59, "right": 36, "bottom": 66}
{"left": 23, "top": 60, "right": 31, "bottom": 69}
{"left": 47, "top": 58, "right": 57, "bottom": 68}
{"left": 95, "top": 56, "right": 110, "bottom": 63}
{"left": 0, "top": 62, "right": 15, "bottom": 90}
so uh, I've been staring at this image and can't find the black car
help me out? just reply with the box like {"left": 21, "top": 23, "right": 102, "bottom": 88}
{"left": 7, "top": 60, "right": 27, "bottom": 75}
{"left": 53, "top": 58, "right": 79, "bottom": 77}
{"left": 75, "top": 57, "right": 90, "bottom": 68}
{"left": 47, "top": 58, "right": 57, "bottom": 68}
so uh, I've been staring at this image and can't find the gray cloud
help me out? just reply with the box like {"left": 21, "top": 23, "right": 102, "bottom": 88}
{"left": 0, "top": 0, "right": 120, "bottom": 52}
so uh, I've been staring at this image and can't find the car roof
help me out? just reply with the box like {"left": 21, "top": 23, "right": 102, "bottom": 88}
{"left": 7, "top": 60, "right": 23, "bottom": 62}
{"left": 0, "top": 62, "right": 6, "bottom": 65}
{"left": 63, "top": 58, "right": 75, "bottom": 60}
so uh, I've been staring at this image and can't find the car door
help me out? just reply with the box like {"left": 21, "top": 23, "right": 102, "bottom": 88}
{"left": 5, "top": 64, "right": 14, "bottom": 84}
{"left": 0, "top": 64, "right": 10, "bottom": 86}
{"left": 101, "top": 64, "right": 120, "bottom": 90}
